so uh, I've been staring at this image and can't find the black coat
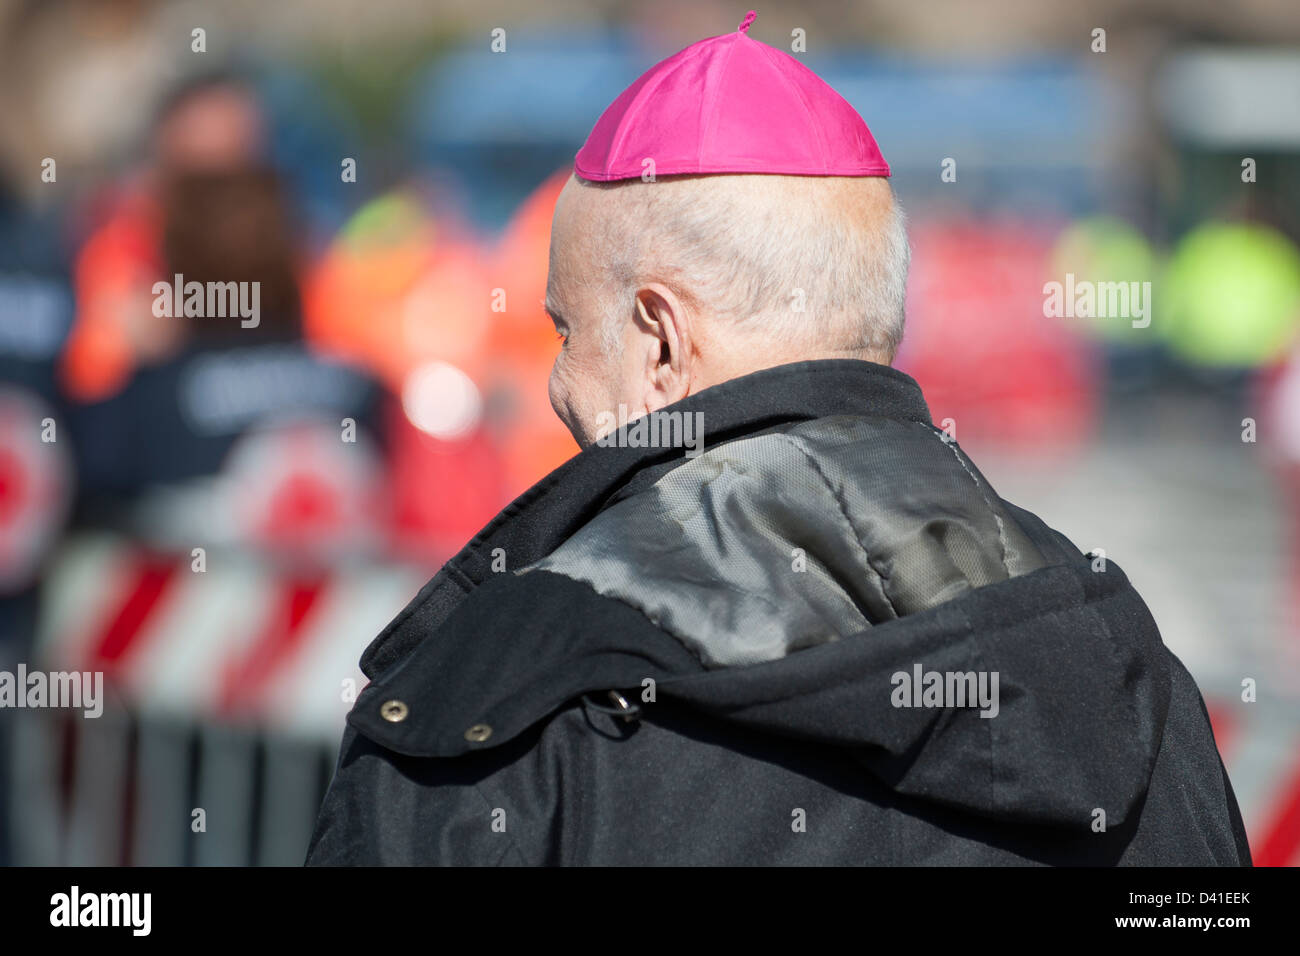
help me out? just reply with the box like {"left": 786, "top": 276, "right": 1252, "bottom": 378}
{"left": 306, "top": 360, "right": 1251, "bottom": 865}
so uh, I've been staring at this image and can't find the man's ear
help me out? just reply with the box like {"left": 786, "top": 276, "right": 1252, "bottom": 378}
{"left": 633, "top": 285, "right": 693, "bottom": 413}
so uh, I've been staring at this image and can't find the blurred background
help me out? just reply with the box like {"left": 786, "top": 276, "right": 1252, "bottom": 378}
{"left": 1, "top": 0, "right": 1298, "bottom": 866}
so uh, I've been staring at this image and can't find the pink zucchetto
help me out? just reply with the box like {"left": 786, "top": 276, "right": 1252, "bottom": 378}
{"left": 575, "top": 10, "right": 891, "bottom": 182}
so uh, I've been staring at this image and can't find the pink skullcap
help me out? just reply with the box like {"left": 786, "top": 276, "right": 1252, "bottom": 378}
{"left": 575, "top": 10, "right": 890, "bottom": 181}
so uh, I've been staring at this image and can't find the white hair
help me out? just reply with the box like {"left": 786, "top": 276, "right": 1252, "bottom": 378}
{"left": 575, "top": 173, "right": 910, "bottom": 361}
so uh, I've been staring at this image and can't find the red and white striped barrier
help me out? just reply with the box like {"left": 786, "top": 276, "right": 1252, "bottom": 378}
{"left": 22, "top": 534, "right": 1300, "bottom": 866}
{"left": 36, "top": 533, "right": 428, "bottom": 738}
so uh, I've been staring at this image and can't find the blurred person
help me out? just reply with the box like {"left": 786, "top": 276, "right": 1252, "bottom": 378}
{"left": 1047, "top": 216, "right": 1161, "bottom": 394}
{"left": 0, "top": 181, "right": 75, "bottom": 589}
{"left": 304, "top": 190, "right": 511, "bottom": 557}
{"left": 1162, "top": 219, "right": 1300, "bottom": 374}
{"left": 486, "top": 170, "right": 583, "bottom": 496}
{"left": 308, "top": 14, "right": 1249, "bottom": 866}
{"left": 0, "top": 180, "right": 75, "bottom": 866}
{"left": 61, "top": 72, "right": 284, "bottom": 401}
{"left": 899, "top": 217, "right": 1098, "bottom": 452}
{"left": 59, "top": 73, "right": 383, "bottom": 555}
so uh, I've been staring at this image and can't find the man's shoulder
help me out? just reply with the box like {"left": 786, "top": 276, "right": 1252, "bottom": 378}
{"left": 529, "top": 413, "right": 1091, "bottom": 666}
{"left": 343, "top": 565, "right": 701, "bottom": 760}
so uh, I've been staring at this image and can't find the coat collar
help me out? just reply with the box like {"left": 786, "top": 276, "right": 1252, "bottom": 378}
{"left": 360, "top": 359, "right": 932, "bottom": 680}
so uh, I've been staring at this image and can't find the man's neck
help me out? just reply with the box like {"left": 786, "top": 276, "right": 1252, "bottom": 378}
{"left": 694, "top": 347, "right": 890, "bottom": 395}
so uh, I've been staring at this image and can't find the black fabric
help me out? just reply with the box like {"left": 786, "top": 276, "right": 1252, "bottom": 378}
{"left": 307, "top": 359, "right": 1251, "bottom": 866}
{"left": 356, "top": 360, "right": 933, "bottom": 679}
{"left": 527, "top": 414, "right": 1057, "bottom": 664}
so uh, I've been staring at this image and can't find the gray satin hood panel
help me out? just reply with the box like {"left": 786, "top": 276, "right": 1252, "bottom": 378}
{"left": 529, "top": 415, "right": 1051, "bottom": 667}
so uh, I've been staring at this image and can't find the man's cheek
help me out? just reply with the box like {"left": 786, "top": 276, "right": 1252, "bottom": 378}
{"left": 548, "top": 356, "right": 571, "bottom": 416}
{"left": 548, "top": 361, "right": 587, "bottom": 440}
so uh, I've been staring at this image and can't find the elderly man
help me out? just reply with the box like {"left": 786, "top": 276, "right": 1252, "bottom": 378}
{"left": 307, "top": 13, "right": 1250, "bottom": 866}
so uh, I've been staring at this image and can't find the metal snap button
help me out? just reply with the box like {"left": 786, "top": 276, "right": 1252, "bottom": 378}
{"left": 607, "top": 690, "right": 638, "bottom": 722}
{"left": 380, "top": 699, "right": 409, "bottom": 723}
{"left": 464, "top": 723, "right": 493, "bottom": 743}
